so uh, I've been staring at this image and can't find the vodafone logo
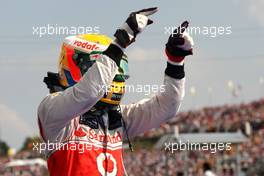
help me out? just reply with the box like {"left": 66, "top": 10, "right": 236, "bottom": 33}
{"left": 97, "top": 153, "right": 117, "bottom": 176}
{"left": 73, "top": 40, "right": 99, "bottom": 51}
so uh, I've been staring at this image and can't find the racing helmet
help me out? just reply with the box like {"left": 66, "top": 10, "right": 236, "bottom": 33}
{"left": 58, "top": 33, "right": 128, "bottom": 107}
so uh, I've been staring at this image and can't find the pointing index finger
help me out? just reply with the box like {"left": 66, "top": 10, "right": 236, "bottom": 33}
{"left": 136, "top": 7, "right": 158, "bottom": 16}
{"left": 172, "top": 21, "right": 189, "bottom": 37}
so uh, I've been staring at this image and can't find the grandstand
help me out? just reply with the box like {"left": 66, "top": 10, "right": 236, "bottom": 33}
{"left": 123, "top": 98, "right": 264, "bottom": 176}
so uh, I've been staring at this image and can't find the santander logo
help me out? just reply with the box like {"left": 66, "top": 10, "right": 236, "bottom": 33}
{"left": 74, "top": 127, "right": 86, "bottom": 137}
{"left": 88, "top": 129, "right": 122, "bottom": 144}
{"left": 73, "top": 40, "right": 99, "bottom": 51}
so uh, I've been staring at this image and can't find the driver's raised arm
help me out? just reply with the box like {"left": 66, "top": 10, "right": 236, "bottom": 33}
{"left": 121, "top": 23, "right": 194, "bottom": 137}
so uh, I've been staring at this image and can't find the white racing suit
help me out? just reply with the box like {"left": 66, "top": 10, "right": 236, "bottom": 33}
{"left": 38, "top": 50, "right": 185, "bottom": 176}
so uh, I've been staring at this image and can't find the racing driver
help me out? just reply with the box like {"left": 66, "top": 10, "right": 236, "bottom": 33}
{"left": 37, "top": 7, "right": 194, "bottom": 176}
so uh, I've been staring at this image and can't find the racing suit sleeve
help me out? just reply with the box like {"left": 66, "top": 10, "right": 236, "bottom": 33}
{"left": 38, "top": 44, "right": 123, "bottom": 138}
{"left": 121, "top": 64, "right": 185, "bottom": 137}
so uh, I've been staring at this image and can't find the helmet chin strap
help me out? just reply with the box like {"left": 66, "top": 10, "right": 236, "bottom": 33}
{"left": 94, "top": 101, "right": 120, "bottom": 111}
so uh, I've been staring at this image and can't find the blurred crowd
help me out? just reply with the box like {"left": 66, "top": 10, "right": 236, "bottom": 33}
{"left": 0, "top": 99, "right": 264, "bottom": 175}
{"left": 124, "top": 98, "right": 264, "bottom": 176}
{"left": 0, "top": 151, "right": 48, "bottom": 176}
{"left": 144, "top": 98, "right": 264, "bottom": 136}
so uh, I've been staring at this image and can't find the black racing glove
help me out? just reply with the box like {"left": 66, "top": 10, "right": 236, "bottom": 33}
{"left": 165, "top": 21, "right": 194, "bottom": 79}
{"left": 165, "top": 21, "right": 194, "bottom": 63}
{"left": 103, "top": 7, "right": 158, "bottom": 67}
{"left": 114, "top": 7, "right": 158, "bottom": 48}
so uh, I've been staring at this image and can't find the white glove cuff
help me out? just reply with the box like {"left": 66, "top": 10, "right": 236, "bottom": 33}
{"left": 120, "top": 23, "right": 134, "bottom": 41}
